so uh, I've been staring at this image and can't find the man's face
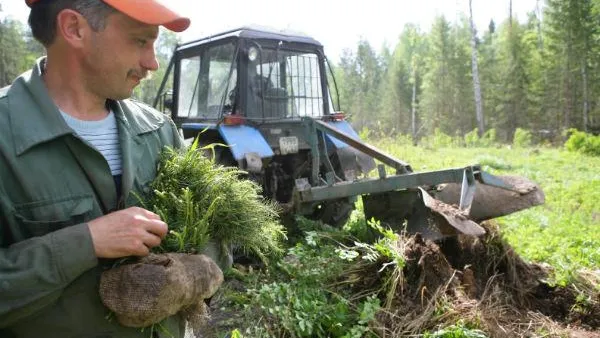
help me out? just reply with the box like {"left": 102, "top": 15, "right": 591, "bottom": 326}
{"left": 81, "top": 12, "right": 159, "bottom": 100}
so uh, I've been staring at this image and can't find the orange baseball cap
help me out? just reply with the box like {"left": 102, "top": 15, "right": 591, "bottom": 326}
{"left": 25, "top": 0, "right": 191, "bottom": 32}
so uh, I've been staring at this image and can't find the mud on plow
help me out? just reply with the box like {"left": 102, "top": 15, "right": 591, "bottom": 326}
{"left": 292, "top": 117, "right": 545, "bottom": 240}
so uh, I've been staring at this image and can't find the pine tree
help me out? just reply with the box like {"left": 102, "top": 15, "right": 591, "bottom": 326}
{"left": 479, "top": 20, "right": 502, "bottom": 132}
{"left": 335, "top": 40, "right": 384, "bottom": 132}
{"left": 497, "top": 19, "right": 531, "bottom": 141}
{"left": 469, "top": 0, "right": 485, "bottom": 136}
{"left": 544, "top": 0, "right": 598, "bottom": 132}
{"left": 382, "top": 24, "right": 426, "bottom": 139}
{"left": 421, "top": 16, "right": 455, "bottom": 135}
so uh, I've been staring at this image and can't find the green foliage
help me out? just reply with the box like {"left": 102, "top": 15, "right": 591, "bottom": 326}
{"left": 229, "top": 329, "right": 243, "bottom": 338}
{"left": 241, "top": 230, "right": 381, "bottom": 337}
{"left": 328, "top": 0, "right": 600, "bottom": 142}
{"left": 565, "top": 129, "right": 600, "bottom": 156}
{"left": 425, "top": 321, "right": 488, "bottom": 338}
{"left": 342, "top": 206, "right": 374, "bottom": 243}
{"left": 252, "top": 281, "right": 379, "bottom": 337}
{"left": 494, "top": 21, "right": 533, "bottom": 139}
{"left": 144, "top": 139, "right": 286, "bottom": 261}
{"left": 216, "top": 217, "right": 416, "bottom": 337}
{"left": 475, "top": 154, "right": 514, "bottom": 171}
{"left": 336, "top": 39, "right": 386, "bottom": 132}
{"left": 148, "top": 187, "right": 210, "bottom": 253}
{"left": 571, "top": 290, "right": 595, "bottom": 315}
{"left": 381, "top": 23, "right": 427, "bottom": 136}
{"left": 512, "top": 128, "right": 533, "bottom": 148}
{"left": 358, "top": 126, "right": 371, "bottom": 140}
{"left": 422, "top": 128, "right": 461, "bottom": 148}
{"left": 366, "top": 218, "right": 405, "bottom": 268}
{"left": 465, "top": 128, "right": 497, "bottom": 147}
{"left": 464, "top": 129, "right": 479, "bottom": 147}
{"left": 565, "top": 129, "right": 588, "bottom": 151}
{"left": 543, "top": 0, "right": 598, "bottom": 132}
{"left": 0, "top": 17, "right": 44, "bottom": 87}
{"left": 421, "top": 15, "right": 454, "bottom": 114}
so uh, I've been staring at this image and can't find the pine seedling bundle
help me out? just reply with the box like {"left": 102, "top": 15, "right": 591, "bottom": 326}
{"left": 143, "top": 139, "right": 286, "bottom": 263}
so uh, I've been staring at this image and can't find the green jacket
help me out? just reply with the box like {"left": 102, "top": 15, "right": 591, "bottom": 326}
{"left": 0, "top": 59, "right": 185, "bottom": 337}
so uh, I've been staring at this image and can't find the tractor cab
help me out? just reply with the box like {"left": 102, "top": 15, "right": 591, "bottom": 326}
{"left": 156, "top": 26, "right": 337, "bottom": 124}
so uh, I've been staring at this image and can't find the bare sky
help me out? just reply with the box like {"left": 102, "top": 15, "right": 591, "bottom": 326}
{"left": 1, "top": 0, "right": 540, "bottom": 61}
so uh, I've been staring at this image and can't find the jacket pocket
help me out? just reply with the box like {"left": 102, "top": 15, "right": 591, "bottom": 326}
{"left": 14, "top": 195, "right": 95, "bottom": 237}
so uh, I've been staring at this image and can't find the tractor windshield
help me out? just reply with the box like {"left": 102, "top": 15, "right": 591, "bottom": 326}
{"left": 246, "top": 48, "right": 325, "bottom": 119}
{"left": 176, "top": 42, "right": 237, "bottom": 119}
{"left": 174, "top": 40, "right": 328, "bottom": 121}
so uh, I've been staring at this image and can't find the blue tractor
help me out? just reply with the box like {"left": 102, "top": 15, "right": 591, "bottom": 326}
{"left": 154, "top": 27, "right": 544, "bottom": 239}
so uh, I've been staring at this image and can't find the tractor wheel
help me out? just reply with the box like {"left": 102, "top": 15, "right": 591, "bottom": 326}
{"left": 311, "top": 198, "right": 355, "bottom": 228}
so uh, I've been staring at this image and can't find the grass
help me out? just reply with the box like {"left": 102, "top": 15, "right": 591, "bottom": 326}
{"left": 371, "top": 138, "right": 600, "bottom": 284}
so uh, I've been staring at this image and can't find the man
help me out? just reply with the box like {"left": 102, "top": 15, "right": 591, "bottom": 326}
{"left": 0, "top": 0, "right": 198, "bottom": 336}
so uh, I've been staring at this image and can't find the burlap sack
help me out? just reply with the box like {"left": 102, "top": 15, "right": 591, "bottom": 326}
{"left": 99, "top": 253, "right": 223, "bottom": 328}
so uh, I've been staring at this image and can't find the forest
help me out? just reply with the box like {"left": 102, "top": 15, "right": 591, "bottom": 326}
{"left": 332, "top": 0, "right": 600, "bottom": 145}
{"left": 2, "top": 0, "right": 600, "bottom": 144}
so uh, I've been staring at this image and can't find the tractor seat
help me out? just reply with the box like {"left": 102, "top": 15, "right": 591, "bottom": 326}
{"left": 262, "top": 87, "right": 288, "bottom": 118}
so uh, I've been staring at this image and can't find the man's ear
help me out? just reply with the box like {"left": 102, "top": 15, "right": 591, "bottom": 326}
{"left": 55, "top": 9, "right": 90, "bottom": 48}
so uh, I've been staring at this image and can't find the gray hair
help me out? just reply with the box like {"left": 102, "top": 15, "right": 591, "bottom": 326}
{"left": 28, "top": 0, "right": 117, "bottom": 47}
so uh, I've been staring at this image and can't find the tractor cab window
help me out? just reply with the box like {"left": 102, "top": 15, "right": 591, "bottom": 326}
{"left": 246, "top": 48, "right": 324, "bottom": 119}
{"left": 177, "top": 42, "right": 237, "bottom": 119}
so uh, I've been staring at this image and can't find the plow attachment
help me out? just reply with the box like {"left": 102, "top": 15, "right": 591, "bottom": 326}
{"left": 361, "top": 175, "right": 544, "bottom": 240}
{"left": 296, "top": 117, "right": 545, "bottom": 240}
{"left": 433, "top": 175, "right": 545, "bottom": 222}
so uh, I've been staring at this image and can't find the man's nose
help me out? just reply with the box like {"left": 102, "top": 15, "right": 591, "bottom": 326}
{"left": 141, "top": 47, "right": 159, "bottom": 71}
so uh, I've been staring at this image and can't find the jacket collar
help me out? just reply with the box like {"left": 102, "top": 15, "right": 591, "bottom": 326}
{"left": 8, "top": 57, "right": 164, "bottom": 156}
{"left": 8, "top": 58, "right": 72, "bottom": 156}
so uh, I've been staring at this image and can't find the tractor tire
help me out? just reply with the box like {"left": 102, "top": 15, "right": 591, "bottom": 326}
{"left": 311, "top": 198, "right": 355, "bottom": 228}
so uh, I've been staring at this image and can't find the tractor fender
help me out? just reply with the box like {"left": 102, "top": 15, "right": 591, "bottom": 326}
{"left": 324, "top": 121, "right": 376, "bottom": 176}
{"left": 217, "top": 124, "right": 274, "bottom": 161}
{"left": 323, "top": 120, "right": 361, "bottom": 149}
{"left": 181, "top": 122, "right": 274, "bottom": 161}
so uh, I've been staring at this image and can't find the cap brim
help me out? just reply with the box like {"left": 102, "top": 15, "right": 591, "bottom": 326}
{"left": 102, "top": 0, "right": 190, "bottom": 32}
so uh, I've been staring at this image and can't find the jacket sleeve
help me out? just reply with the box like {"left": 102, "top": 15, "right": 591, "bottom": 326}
{"left": 0, "top": 181, "right": 98, "bottom": 328}
{"left": 167, "top": 116, "right": 185, "bottom": 150}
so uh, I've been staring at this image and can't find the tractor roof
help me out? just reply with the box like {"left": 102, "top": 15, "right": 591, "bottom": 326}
{"left": 177, "top": 25, "right": 323, "bottom": 51}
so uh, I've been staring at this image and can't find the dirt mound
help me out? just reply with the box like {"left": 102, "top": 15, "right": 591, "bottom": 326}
{"left": 375, "top": 222, "right": 600, "bottom": 337}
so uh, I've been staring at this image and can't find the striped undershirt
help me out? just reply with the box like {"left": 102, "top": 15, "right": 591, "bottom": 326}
{"left": 60, "top": 110, "right": 123, "bottom": 176}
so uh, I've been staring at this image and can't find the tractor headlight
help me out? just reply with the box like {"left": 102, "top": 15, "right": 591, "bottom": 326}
{"left": 248, "top": 47, "right": 258, "bottom": 62}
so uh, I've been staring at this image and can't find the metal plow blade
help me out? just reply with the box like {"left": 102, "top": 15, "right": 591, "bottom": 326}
{"left": 362, "top": 175, "right": 544, "bottom": 241}
{"left": 418, "top": 187, "right": 486, "bottom": 237}
{"left": 432, "top": 175, "right": 545, "bottom": 222}
{"left": 363, "top": 189, "right": 486, "bottom": 241}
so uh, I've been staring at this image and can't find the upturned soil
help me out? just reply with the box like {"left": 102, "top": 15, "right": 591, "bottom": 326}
{"left": 370, "top": 223, "right": 600, "bottom": 337}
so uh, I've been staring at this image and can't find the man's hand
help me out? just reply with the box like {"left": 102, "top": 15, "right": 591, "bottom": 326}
{"left": 87, "top": 207, "right": 168, "bottom": 258}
